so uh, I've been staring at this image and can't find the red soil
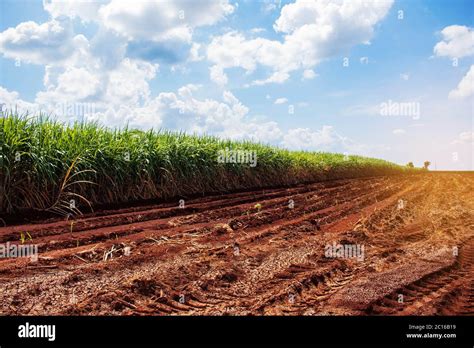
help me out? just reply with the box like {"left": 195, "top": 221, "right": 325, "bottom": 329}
{"left": 0, "top": 173, "right": 472, "bottom": 315}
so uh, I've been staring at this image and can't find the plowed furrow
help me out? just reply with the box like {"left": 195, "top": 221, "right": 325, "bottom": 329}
{"left": 0, "top": 173, "right": 473, "bottom": 316}
{"left": 366, "top": 237, "right": 474, "bottom": 315}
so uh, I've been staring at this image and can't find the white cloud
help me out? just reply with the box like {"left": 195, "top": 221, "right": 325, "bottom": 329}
{"left": 36, "top": 58, "right": 158, "bottom": 111}
{"left": 433, "top": 27, "right": 474, "bottom": 100}
{"left": 0, "top": 86, "right": 38, "bottom": 114}
{"left": 434, "top": 25, "right": 474, "bottom": 58}
{"left": 449, "top": 65, "right": 474, "bottom": 99}
{"left": 26, "top": 56, "right": 159, "bottom": 128}
{"left": 38, "top": 0, "right": 234, "bottom": 69}
{"left": 0, "top": 82, "right": 377, "bottom": 160}
{"left": 252, "top": 71, "right": 290, "bottom": 86}
{"left": 452, "top": 131, "right": 474, "bottom": 144}
{"left": 0, "top": 0, "right": 394, "bottom": 160}
{"left": 282, "top": 126, "right": 341, "bottom": 150}
{"left": 207, "top": 0, "right": 393, "bottom": 85}
{"left": 302, "top": 69, "right": 317, "bottom": 80}
{"left": 79, "top": 84, "right": 282, "bottom": 142}
{"left": 45, "top": 0, "right": 235, "bottom": 41}
{"left": 36, "top": 66, "right": 101, "bottom": 103}
{"left": 189, "top": 43, "right": 204, "bottom": 62}
{"left": 262, "top": 0, "right": 279, "bottom": 13}
{"left": 0, "top": 19, "right": 80, "bottom": 65}
{"left": 99, "top": 0, "right": 234, "bottom": 42}
{"left": 277, "top": 124, "right": 385, "bottom": 156}
{"left": 43, "top": 0, "right": 106, "bottom": 22}
{"left": 209, "top": 65, "right": 228, "bottom": 86}
{"left": 392, "top": 129, "right": 406, "bottom": 135}
{"left": 104, "top": 59, "right": 158, "bottom": 106}
{"left": 207, "top": 31, "right": 271, "bottom": 72}
{"left": 274, "top": 97, "right": 288, "bottom": 104}
{"left": 0, "top": 10, "right": 164, "bottom": 123}
{"left": 85, "top": 100, "right": 164, "bottom": 130}
{"left": 155, "top": 88, "right": 282, "bottom": 142}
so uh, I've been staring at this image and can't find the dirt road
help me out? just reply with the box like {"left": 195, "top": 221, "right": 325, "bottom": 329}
{"left": 0, "top": 173, "right": 472, "bottom": 315}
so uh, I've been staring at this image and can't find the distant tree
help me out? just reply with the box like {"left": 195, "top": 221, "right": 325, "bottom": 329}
{"left": 407, "top": 162, "right": 414, "bottom": 168}
{"left": 423, "top": 161, "right": 431, "bottom": 170}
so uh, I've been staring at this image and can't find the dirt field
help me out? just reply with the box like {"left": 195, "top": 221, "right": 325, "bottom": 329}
{"left": 0, "top": 172, "right": 473, "bottom": 316}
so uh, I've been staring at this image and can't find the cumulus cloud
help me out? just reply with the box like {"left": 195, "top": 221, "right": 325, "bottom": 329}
{"left": 207, "top": 0, "right": 392, "bottom": 85}
{"left": 1, "top": 79, "right": 339, "bottom": 151}
{"left": 433, "top": 26, "right": 474, "bottom": 100}
{"left": 262, "top": 0, "right": 280, "bottom": 13}
{"left": 274, "top": 97, "right": 288, "bottom": 104}
{"left": 0, "top": 19, "right": 80, "bottom": 64}
{"left": 281, "top": 126, "right": 342, "bottom": 150}
{"left": 189, "top": 43, "right": 204, "bottom": 62}
{"left": 0, "top": 82, "right": 373, "bottom": 158}
{"left": 449, "top": 65, "right": 474, "bottom": 99}
{"left": 34, "top": 53, "right": 158, "bottom": 112}
{"left": 207, "top": 32, "right": 270, "bottom": 72}
{"left": 85, "top": 99, "right": 165, "bottom": 130}
{"left": 103, "top": 59, "right": 159, "bottom": 106}
{"left": 251, "top": 71, "right": 290, "bottom": 86}
{"left": 209, "top": 65, "right": 228, "bottom": 86}
{"left": 89, "top": 27, "right": 127, "bottom": 69}
{"left": 150, "top": 87, "right": 283, "bottom": 142}
{"left": 25, "top": 56, "right": 157, "bottom": 127}
{"left": 36, "top": 66, "right": 101, "bottom": 103}
{"left": 44, "top": 0, "right": 234, "bottom": 41}
{"left": 0, "top": 86, "right": 38, "bottom": 114}
{"left": 4, "top": 0, "right": 234, "bottom": 70}
{"left": 0, "top": 0, "right": 391, "bottom": 159}
{"left": 99, "top": 0, "right": 234, "bottom": 42}
{"left": 434, "top": 25, "right": 474, "bottom": 58}
{"left": 280, "top": 124, "right": 387, "bottom": 157}
{"left": 302, "top": 69, "right": 317, "bottom": 80}
{"left": 43, "top": 0, "right": 106, "bottom": 22}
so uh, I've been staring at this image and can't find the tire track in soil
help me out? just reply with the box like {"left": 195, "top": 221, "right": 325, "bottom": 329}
{"left": 220, "top": 180, "right": 424, "bottom": 316}
{"left": 0, "top": 176, "right": 397, "bottom": 272}
{"left": 0, "top": 173, "right": 472, "bottom": 316}
{"left": 366, "top": 237, "right": 474, "bottom": 316}
{"left": 0, "top": 178, "right": 364, "bottom": 241}
{"left": 67, "top": 177, "right": 417, "bottom": 315}
{"left": 0, "top": 175, "right": 408, "bottom": 314}
{"left": 103, "top": 180, "right": 406, "bottom": 315}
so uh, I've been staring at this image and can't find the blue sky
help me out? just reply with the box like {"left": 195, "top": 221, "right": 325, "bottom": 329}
{"left": 0, "top": 0, "right": 473, "bottom": 170}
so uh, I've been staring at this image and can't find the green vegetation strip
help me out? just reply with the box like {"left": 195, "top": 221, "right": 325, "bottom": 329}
{"left": 0, "top": 112, "right": 416, "bottom": 215}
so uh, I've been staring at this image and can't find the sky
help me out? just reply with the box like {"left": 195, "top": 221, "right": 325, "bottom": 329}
{"left": 0, "top": 0, "right": 473, "bottom": 170}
